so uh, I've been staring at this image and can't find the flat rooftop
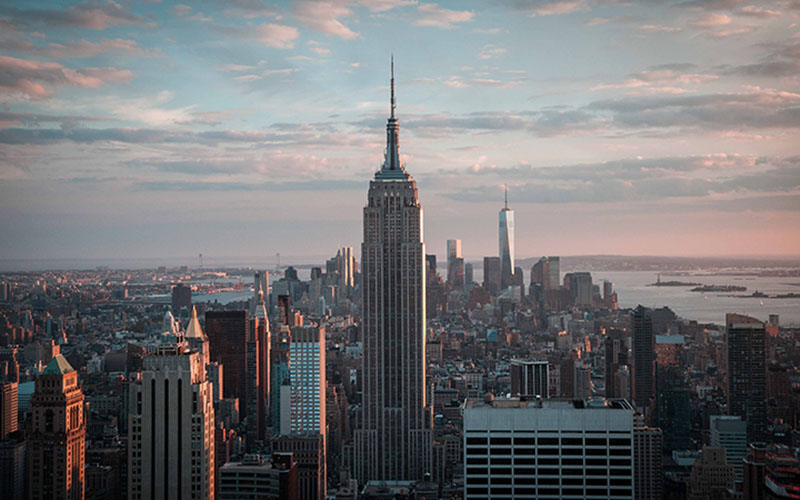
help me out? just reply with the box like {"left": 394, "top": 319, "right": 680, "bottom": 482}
{"left": 464, "top": 398, "right": 633, "bottom": 411}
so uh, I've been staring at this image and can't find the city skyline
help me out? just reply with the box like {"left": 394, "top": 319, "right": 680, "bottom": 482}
{"left": 1, "top": 1, "right": 799, "bottom": 261}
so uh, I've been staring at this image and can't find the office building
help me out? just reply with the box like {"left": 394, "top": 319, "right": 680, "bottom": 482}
{"left": 1, "top": 381, "right": 18, "bottom": 439}
{"left": 711, "top": 415, "right": 748, "bottom": 481}
{"left": 128, "top": 342, "right": 216, "bottom": 500}
{"left": 465, "top": 263, "right": 474, "bottom": 286}
{"left": 632, "top": 306, "right": 655, "bottom": 411}
{"left": 0, "top": 436, "right": 26, "bottom": 500}
{"left": 219, "top": 453, "right": 298, "bottom": 500}
{"left": 764, "top": 446, "right": 800, "bottom": 499}
{"left": 605, "top": 333, "right": 628, "bottom": 399}
{"left": 337, "top": 247, "right": 355, "bottom": 290}
{"left": 565, "top": 272, "right": 593, "bottom": 307}
{"left": 28, "top": 354, "right": 86, "bottom": 500}
{"left": 743, "top": 443, "right": 767, "bottom": 500}
{"left": 531, "top": 256, "right": 560, "bottom": 291}
{"left": 687, "top": 446, "right": 735, "bottom": 500}
{"left": 354, "top": 62, "right": 433, "bottom": 483}
{"left": 510, "top": 360, "right": 548, "bottom": 398}
{"left": 448, "top": 257, "right": 465, "bottom": 289}
{"left": 634, "top": 424, "right": 663, "bottom": 500}
{"left": 498, "top": 187, "right": 515, "bottom": 290}
{"left": 205, "top": 310, "right": 249, "bottom": 401}
{"left": 286, "top": 325, "right": 325, "bottom": 435}
{"left": 483, "top": 257, "right": 501, "bottom": 295}
{"left": 254, "top": 271, "right": 269, "bottom": 299}
{"left": 171, "top": 284, "right": 192, "bottom": 314}
{"left": 463, "top": 398, "right": 634, "bottom": 499}
{"left": 274, "top": 434, "right": 324, "bottom": 500}
{"left": 727, "top": 314, "right": 768, "bottom": 442}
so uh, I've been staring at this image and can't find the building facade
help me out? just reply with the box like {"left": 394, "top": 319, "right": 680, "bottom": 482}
{"left": 28, "top": 354, "right": 86, "bottom": 500}
{"left": 498, "top": 190, "right": 514, "bottom": 291}
{"left": 463, "top": 398, "right": 634, "bottom": 499}
{"left": 510, "top": 360, "right": 548, "bottom": 398}
{"left": 727, "top": 313, "right": 767, "bottom": 442}
{"left": 128, "top": 343, "right": 216, "bottom": 500}
{"left": 353, "top": 63, "right": 433, "bottom": 483}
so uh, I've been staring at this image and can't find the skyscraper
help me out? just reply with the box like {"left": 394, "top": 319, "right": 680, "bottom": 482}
{"left": 287, "top": 325, "right": 325, "bottom": 435}
{"left": 28, "top": 354, "right": 86, "bottom": 500}
{"left": 510, "top": 360, "right": 548, "bottom": 398}
{"left": 128, "top": 342, "right": 216, "bottom": 500}
{"left": 354, "top": 60, "right": 432, "bottom": 483}
{"left": 632, "top": 305, "right": 655, "bottom": 411}
{"left": 727, "top": 313, "right": 767, "bottom": 442}
{"left": 498, "top": 186, "right": 515, "bottom": 290}
{"left": 483, "top": 256, "right": 501, "bottom": 295}
{"left": 171, "top": 284, "right": 192, "bottom": 314}
{"left": 0, "top": 381, "right": 17, "bottom": 439}
{"left": 205, "top": 310, "right": 249, "bottom": 401}
{"left": 446, "top": 239, "right": 462, "bottom": 286}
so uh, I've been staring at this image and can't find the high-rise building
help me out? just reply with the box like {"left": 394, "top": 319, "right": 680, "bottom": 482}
{"left": 463, "top": 398, "right": 634, "bottom": 499}
{"left": 632, "top": 306, "right": 655, "bottom": 411}
{"left": 483, "top": 257, "right": 501, "bottom": 295}
{"left": 565, "top": 272, "right": 593, "bottom": 307}
{"left": 687, "top": 446, "right": 735, "bottom": 500}
{"left": 464, "top": 263, "right": 474, "bottom": 286}
{"left": 288, "top": 326, "right": 325, "bottom": 435}
{"left": 605, "top": 332, "right": 628, "bottom": 399}
{"left": 246, "top": 315, "right": 270, "bottom": 448}
{"left": 254, "top": 271, "right": 269, "bottom": 299}
{"left": 128, "top": 342, "right": 216, "bottom": 500}
{"left": 274, "top": 435, "right": 325, "bottom": 500}
{"left": 448, "top": 257, "right": 465, "bottom": 288}
{"left": 337, "top": 247, "right": 355, "bottom": 291}
{"left": 743, "top": 443, "right": 767, "bottom": 500}
{"left": 764, "top": 446, "right": 800, "bottom": 499}
{"left": 634, "top": 424, "right": 663, "bottom": 500}
{"left": 657, "top": 365, "right": 691, "bottom": 452}
{"left": 219, "top": 453, "right": 298, "bottom": 500}
{"left": 0, "top": 436, "right": 26, "bottom": 500}
{"left": 0, "top": 381, "right": 17, "bottom": 439}
{"left": 510, "top": 360, "right": 548, "bottom": 398}
{"left": 727, "top": 313, "right": 767, "bottom": 442}
{"left": 498, "top": 186, "right": 515, "bottom": 290}
{"left": 28, "top": 354, "right": 86, "bottom": 500}
{"left": 711, "top": 415, "right": 748, "bottom": 481}
{"left": 205, "top": 310, "right": 249, "bottom": 401}
{"left": 171, "top": 284, "right": 192, "bottom": 314}
{"left": 354, "top": 61, "right": 432, "bottom": 483}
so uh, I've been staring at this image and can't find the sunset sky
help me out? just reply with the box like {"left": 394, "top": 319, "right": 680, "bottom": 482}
{"left": 1, "top": 0, "right": 799, "bottom": 263}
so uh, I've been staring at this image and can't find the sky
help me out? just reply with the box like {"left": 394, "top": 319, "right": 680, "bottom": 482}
{"left": 0, "top": 0, "right": 799, "bottom": 263}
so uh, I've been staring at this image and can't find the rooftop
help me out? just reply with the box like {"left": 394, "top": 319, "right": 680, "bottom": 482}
{"left": 41, "top": 353, "right": 75, "bottom": 375}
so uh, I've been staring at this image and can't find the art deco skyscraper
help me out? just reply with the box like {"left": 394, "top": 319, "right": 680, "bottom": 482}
{"left": 128, "top": 341, "right": 216, "bottom": 500}
{"left": 499, "top": 185, "right": 515, "bottom": 290}
{"left": 28, "top": 354, "right": 85, "bottom": 500}
{"left": 354, "top": 59, "right": 432, "bottom": 483}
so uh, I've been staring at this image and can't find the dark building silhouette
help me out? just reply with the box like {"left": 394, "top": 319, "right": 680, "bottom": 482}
{"left": 632, "top": 306, "right": 655, "bottom": 411}
{"left": 206, "top": 310, "right": 249, "bottom": 401}
{"left": 604, "top": 331, "right": 628, "bottom": 399}
{"left": 727, "top": 313, "right": 768, "bottom": 442}
{"left": 170, "top": 284, "right": 192, "bottom": 313}
{"left": 482, "top": 257, "right": 501, "bottom": 295}
{"left": 510, "top": 360, "right": 548, "bottom": 398}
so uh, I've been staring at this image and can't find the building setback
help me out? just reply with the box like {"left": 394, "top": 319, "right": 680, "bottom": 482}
{"left": 353, "top": 61, "right": 432, "bottom": 483}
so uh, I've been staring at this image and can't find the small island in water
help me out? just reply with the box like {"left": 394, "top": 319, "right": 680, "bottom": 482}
{"left": 648, "top": 274, "right": 701, "bottom": 287}
{"left": 690, "top": 284, "right": 747, "bottom": 292}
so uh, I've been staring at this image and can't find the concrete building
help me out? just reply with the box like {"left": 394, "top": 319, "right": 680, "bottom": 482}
{"left": 634, "top": 424, "right": 663, "bottom": 500}
{"left": 632, "top": 306, "right": 655, "bottom": 411}
{"left": 171, "top": 284, "right": 192, "bottom": 314}
{"left": 28, "top": 354, "right": 86, "bottom": 500}
{"left": 463, "top": 398, "right": 634, "bottom": 499}
{"left": 0, "top": 381, "right": 17, "bottom": 439}
{"left": 354, "top": 62, "right": 432, "bottom": 483}
{"left": 711, "top": 415, "right": 748, "bottom": 481}
{"left": 219, "top": 453, "right": 298, "bottom": 500}
{"left": 565, "top": 272, "right": 593, "bottom": 307}
{"left": 743, "top": 443, "right": 767, "bottom": 500}
{"left": 510, "top": 360, "right": 548, "bottom": 398}
{"left": 687, "top": 446, "right": 735, "bottom": 500}
{"left": 205, "top": 310, "right": 249, "bottom": 402}
{"left": 128, "top": 342, "right": 216, "bottom": 500}
{"left": 288, "top": 325, "right": 325, "bottom": 435}
{"left": 483, "top": 257, "right": 501, "bottom": 295}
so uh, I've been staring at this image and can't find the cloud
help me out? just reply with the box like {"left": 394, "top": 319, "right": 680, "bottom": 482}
{"left": 357, "top": 0, "right": 418, "bottom": 12}
{"left": 0, "top": 37, "right": 161, "bottom": 59}
{"left": 737, "top": 5, "right": 781, "bottom": 18}
{"left": 478, "top": 45, "right": 506, "bottom": 59}
{"left": 690, "top": 13, "right": 732, "bottom": 28}
{"left": 0, "top": 55, "right": 133, "bottom": 100}
{"left": 512, "top": 0, "right": 589, "bottom": 16}
{"left": 439, "top": 155, "right": 800, "bottom": 205}
{"left": 254, "top": 23, "right": 300, "bottom": 48}
{"left": 637, "top": 24, "right": 682, "bottom": 33}
{"left": 0, "top": 1, "right": 144, "bottom": 30}
{"left": 292, "top": 0, "right": 359, "bottom": 39}
{"left": 415, "top": 3, "right": 474, "bottom": 28}
{"left": 0, "top": 111, "right": 109, "bottom": 130}
{"left": 591, "top": 68, "right": 717, "bottom": 91}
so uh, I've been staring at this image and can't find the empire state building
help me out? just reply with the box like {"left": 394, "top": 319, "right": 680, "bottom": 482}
{"left": 353, "top": 60, "right": 433, "bottom": 482}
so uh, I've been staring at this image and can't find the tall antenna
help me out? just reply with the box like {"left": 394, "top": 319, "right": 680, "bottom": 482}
{"left": 390, "top": 54, "right": 396, "bottom": 118}
{"left": 504, "top": 184, "right": 508, "bottom": 209}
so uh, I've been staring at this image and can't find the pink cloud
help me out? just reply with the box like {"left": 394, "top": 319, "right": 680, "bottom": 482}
{"left": 528, "top": 1, "right": 588, "bottom": 16}
{"left": 690, "top": 13, "right": 732, "bottom": 28}
{"left": 357, "top": 0, "right": 417, "bottom": 12}
{"left": 254, "top": 23, "right": 300, "bottom": 48}
{"left": 415, "top": 3, "right": 474, "bottom": 28}
{"left": 0, "top": 55, "right": 133, "bottom": 100}
{"left": 292, "top": 1, "right": 359, "bottom": 40}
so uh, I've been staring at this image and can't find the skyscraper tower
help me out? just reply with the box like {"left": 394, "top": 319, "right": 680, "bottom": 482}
{"left": 354, "top": 58, "right": 432, "bottom": 483}
{"left": 632, "top": 305, "right": 655, "bottom": 411}
{"left": 128, "top": 341, "right": 216, "bottom": 500}
{"left": 727, "top": 313, "right": 767, "bottom": 442}
{"left": 499, "top": 185, "right": 515, "bottom": 290}
{"left": 28, "top": 354, "right": 86, "bottom": 500}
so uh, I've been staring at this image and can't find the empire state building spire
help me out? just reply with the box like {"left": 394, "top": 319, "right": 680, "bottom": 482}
{"left": 380, "top": 56, "right": 405, "bottom": 177}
